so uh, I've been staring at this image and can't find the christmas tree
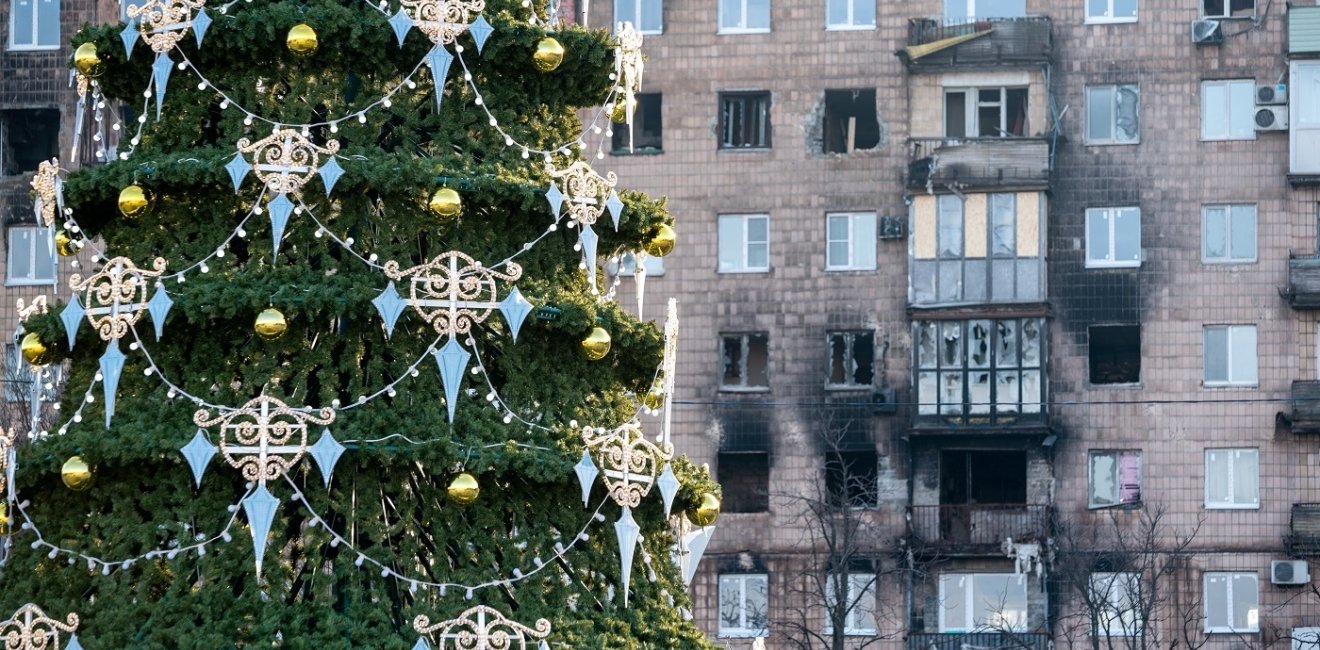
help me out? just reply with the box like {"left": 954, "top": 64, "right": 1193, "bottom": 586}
{"left": 0, "top": 0, "right": 719, "bottom": 646}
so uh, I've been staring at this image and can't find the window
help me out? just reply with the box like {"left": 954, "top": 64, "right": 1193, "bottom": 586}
{"left": 915, "top": 319, "right": 1045, "bottom": 419}
{"left": 825, "top": 212, "right": 877, "bottom": 270}
{"left": 6, "top": 226, "right": 56, "bottom": 286}
{"left": 944, "top": 88, "right": 1028, "bottom": 138}
{"left": 826, "top": 0, "right": 873, "bottom": 28}
{"left": 1089, "top": 450, "right": 1142, "bottom": 508}
{"left": 1205, "top": 448, "right": 1259, "bottom": 509}
{"left": 1086, "top": 207, "right": 1141, "bottom": 268}
{"left": 719, "top": 92, "right": 771, "bottom": 149}
{"left": 1203, "top": 325, "right": 1257, "bottom": 386}
{"left": 1089, "top": 325, "right": 1141, "bottom": 385}
{"left": 1201, "top": 0, "right": 1254, "bottom": 18}
{"left": 611, "top": 93, "right": 662, "bottom": 153}
{"left": 938, "top": 573, "right": 1028, "bottom": 632}
{"left": 1202, "top": 204, "right": 1257, "bottom": 263}
{"left": 1204, "top": 573, "right": 1259, "bottom": 633}
{"left": 1085, "top": 85, "right": 1140, "bottom": 144}
{"left": 1086, "top": 0, "right": 1137, "bottom": 22}
{"left": 719, "top": 573, "right": 770, "bottom": 637}
{"left": 822, "top": 90, "right": 880, "bottom": 153}
{"left": 944, "top": 0, "right": 1025, "bottom": 20}
{"left": 1201, "top": 80, "right": 1255, "bottom": 141}
{"left": 825, "top": 450, "right": 878, "bottom": 508}
{"left": 718, "top": 214, "right": 770, "bottom": 273}
{"left": 826, "top": 572, "right": 877, "bottom": 635}
{"left": 719, "top": 451, "right": 769, "bottom": 512}
{"left": 941, "top": 449, "right": 1027, "bottom": 505}
{"left": 613, "top": 0, "right": 662, "bottom": 33}
{"left": 1090, "top": 572, "right": 1142, "bottom": 636}
{"left": 614, "top": 251, "right": 664, "bottom": 276}
{"left": 718, "top": 0, "right": 769, "bottom": 32}
{"left": 722, "top": 332, "right": 769, "bottom": 389}
{"left": 827, "top": 331, "right": 874, "bottom": 387}
{"left": 910, "top": 192, "right": 1045, "bottom": 305}
{"left": 938, "top": 195, "right": 963, "bottom": 258}
{"left": 1, "top": 109, "right": 60, "bottom": 175}
{"left": 8, "top": 0, "right": 60, "bottom": 49}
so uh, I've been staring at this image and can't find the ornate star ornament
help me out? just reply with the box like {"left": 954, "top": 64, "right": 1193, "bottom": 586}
{"left": 193, "top": 396, "right": 336, "bottom": 485}
{"left": 0, "top": 604, "right": 80, "bottom": 650}
{"left": 127, "top": 0, "right": 207, "bottom": 53}
{"left": 413, "top": 605, "right": 551, "bottom": 650}
{"left": 399, "top": 0, "right": 485, "bottom": 46}
{"left": 236, "top": 129, "right": 341, "bottom": 196}
{"left": 580, "top": 420, "right": 674, "bottom": 508}
{"left": 382, "top": 251, "right": 523, "bottom": 337}
{"left": 69, "top": 257, "right": 168, "bottom": 342}
{"left": 546, "top": 161, "right": 618, "bottom": 228}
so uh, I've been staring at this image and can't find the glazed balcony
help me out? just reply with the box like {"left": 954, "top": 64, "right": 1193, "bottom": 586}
{"left": 907, "top": 137, "right": 1052, "bottom": 193}
{"left": 899, "top": 17, "right": 1052, "bottom": 72}
{"left": 907, "top": 504, "right": 1050, "bottom": 554}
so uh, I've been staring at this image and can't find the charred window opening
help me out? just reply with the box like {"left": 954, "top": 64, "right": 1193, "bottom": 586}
{"left": 611, "top": 93, "right": 663, "bottom": 153}
{"left": 915, "top": 318, "right": 1045, "bottom": 418}
{"left": 719, "top": 92, "right": 771, "bottom": 149}
{"left": 722, "top": 333, "right": 769, "bottom": 389}
{"left": 1, "top": 109, "right": 59, "bottom": 176}
{"left": 827, "top": 331, "right": 874, "bottom": 388}
{"left": 825, "top": 449, "right": 879, "bottom": 508}
{"left": 719, "top": 451, "right": 769, "bottom": 513}
{"left": 1089, "top": 325, "right": 1141, "bottom": 385}
{"left": 1202, "top": 0, "right": 1254, "bottom": 17}
{"left": 940, "top": 449, "right": 1027, "bottom": 505}
{"left": 944, "top": 88, "right": 1027, "bottom": 138}
{"left": 823, "top": 89, "right": 880, "bottom": 154}
{"left": 1088, "top": 449, "right": 1142, "bottom": 509}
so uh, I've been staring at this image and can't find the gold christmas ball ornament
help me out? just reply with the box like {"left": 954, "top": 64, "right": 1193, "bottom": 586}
{"left": 447, "top": 472, "right": 480, "bottom": 505}
{"left": 532, "top": 37, "right": 565, "bottom": 73}
{"left": 644, "top": 224, "right": 676, "bottom": 258}
{"left": 254, "top": 307, "right": 288, "bottom": 341}
{"left": 61, "top": 456, "right": 95, "bottom": 491}
{"left": 642, "top": 387, "right": 665, "bottom": 410}
{"left": 117, "top": 184, "right": 150, "bottom": 218}
{"left": 73, "top": 42, "right": 104, "bottom": 78}
{"left": 55, "top": 230, "right": 77, "bottom": 257}
{"left": 0, "top": 502, "right": 8, "bottom": 536}
{"left": 20, "top": 332, "right": 54, "bottom": 366}
{"left": 579, "top": 326, "right": 611, "bottom": 361}
{"left": 609, "top": 96, "right": 635, "bottom": 124}
{"left": 429, "top": 188, "right": 462, "bottom": 218}
{"left": 287, "top": 23, "right": 318, "bottom": 56}
{"left": 687, "top": 492, "right": 721, "bottom": 526}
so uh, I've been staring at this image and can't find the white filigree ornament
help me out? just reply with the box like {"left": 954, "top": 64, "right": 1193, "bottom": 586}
{"left": 127, "top": 0, "right": 207, "bottom": 53}
{"left": 413, "top": 605, "right": 550, "bottom": 650}
{"left": 382, "top": 251, "right": 523, "bottom": 338}
{"left": 236, "top": 129, "right": 341, "bottom": 196}
{"left": 545, "top": 160, "right": 617, "bottom": 229}
{"left": 0, "top": 604, "right": 80, "bottom": 650}
{"left": 399, "top": 0, "right": 485, "bottom": 46}
{"left": 193, "top": 396, "right": 335, "bottom": 485}
{"left": 580, "top": 419, "right": 673, "bottom": 508}
{"left": 69, "top": 256, "right": 168, "bottom": 342}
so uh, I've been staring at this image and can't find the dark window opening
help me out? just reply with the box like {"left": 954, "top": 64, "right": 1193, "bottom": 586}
{"left": 719, "top": 451, "right": 769, "bottom": 513}
{"left": 945, "top": 91, "right": 967, "bottom": 138}
{"left": 823, "top": 89, "right": 880, "bottom": 154}
{"left": 1, "top": 109, "right": 60, "bottom": 176}
{"left": 722, "top": 333, "right": 769, "bottom": 389}
{"left": 826, "top": 449, "right": 879, "bottom": 508}
{"left": 1202, "top": 0, "right": 1254, "bottom": 17}
{"left": 612, "top": 93, "right": 663, "bottom": 153}
{"left": 940, "top": 449, "right": 1027, "bottom": 505}
{"left": 719, "top": 92, "right": 771, "bottom": 149}
{"left": 1089, "top": 325, "right": 1141, "bottom": 385}
{"left": 828, "top": 331, "right": 875, "bottom": 387}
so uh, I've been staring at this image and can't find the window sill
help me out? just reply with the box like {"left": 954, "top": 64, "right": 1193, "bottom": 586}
{"left": 825, "top": 24, "right": 876, "bottom": 31}
{"left": 717, "top": 27, "right": 772, "bottom": 34}
{"left": 1202, "top": 382, "right": 1258, "bottom": 389}
{"left": 718, "top": 632, "right": 770, "bottom": 639}
{"left": 1202, "top": 259, "right": 1258, "bottom": 265}
{"left": 5, "top": 279, "right": 57, "bottom": 287}
{"left": 1085, "top": 262, "right": 1142, "bottom": 269}
{"left": 718, "top": 146, "right": 773, "bottom": 153}
{"left": 1204, "top": 503, "right": 1260, "bottom": 510}
{"left": 5, "top": 45, "right": 62, "bottom": 52}
{"left": 718, "top": 268, "right": 771, "bottom": 274}
{"left": 825, "top": 266, "right": 878, "bottom": 272}
{"left": 1200, "top": 15, "right": 1255, "bottom": 20}
{"left": 720, "top": 386, "right": 771, "bottom": 393}
{"left": 1084, "top": 16, "right": 1138, "bottom": 24}
{"left": 1206, "top": 629, "right": 1260, "bottom": 635}
{"left": 1084, "top": 140, "right": 1140, "bottom": 146}
{"left": 1201, "top": 136, "right": 1257, "bottom": 143}
{"left": 610, "top": 148, "right": 664, "bottom": 156}
{"left": 1089, "top": 381, "right": 1143, "bottom": 389}
{"left": 825, "top": 384, "right": 872, "bottom": 392}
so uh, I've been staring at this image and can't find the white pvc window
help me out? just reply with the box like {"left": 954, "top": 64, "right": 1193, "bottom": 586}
{"left": 5, "top": 226, "right": 56, "bottom": 286}
{"left": 826, "top": 0, "right": 874, "bottom": 29}
{"left": 1090, "top": 572, "right": 1142, "bottom": 636}
{"left": 826, "top": 212, "right": 876, "bottom": 271}
{"left": 826, "top": 573, "right": 877, "bottom": 635}
{"left": 9, "top": 0, "right": 60, "bottom": 49}
{"left": 1201, "top": 80, "right": 1256, "bottom": 141}
{"left": 719, "top": 574, "right": 770, "bottom": 637}
{"left": 614, "top": 0, "right": 662, "bottom": 34}
{"left": 1203, "top": 325, "right": 1257, "bottom": 387}
{"left": 1085, "top": 85, "right": 1140, "bottom": 144}
{"left": 718, "top": 214, "right": 770, "bottom": 273}
{"left": 1085, "top": 207, "right": 1141, "bottom": 268}
{"left": 1205, "top": 448, "right": 1259, "bottom": 509}
{"left": 718, "top": 0, "right": 770, "bottom": 33}
{"left": 1204, "top": 573, "right": 1259, "bottom": 633}
{"left": 938, "top": 573, "right": 1028, "bottom": 633}
{"left": 1086, "top": 0, "right": 1137, "bottom": 22}
{"left": 1202, "top": 204, "right": 1257, "bottom": 264}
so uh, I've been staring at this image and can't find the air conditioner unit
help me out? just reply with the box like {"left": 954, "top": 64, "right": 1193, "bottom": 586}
{"left": 1256, "top": 106, "right": 1289, "bottom": 131}
{"left": 1257, "top": 84, "right": 1288, "bottom": 105}
{"left": 1192, "top": 19, "right": 1224, "bottom": 45}
{"left": 1272, "top": 559, "right": 1311, "bottom": 585}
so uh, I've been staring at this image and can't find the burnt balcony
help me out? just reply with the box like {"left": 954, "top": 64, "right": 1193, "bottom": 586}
{"left": 907, "top": 137, "right": 1051, "bottom": 192}
{"left": 1289, "top": 381, "right": 1320, "bottom": 434}
{"left": 1284, "top": 256, "right": 1320, "bottom": 309}
{"left": 899, "top": 17, "right": 1052, "bottom": 72}
{"left": 908, "top": 504, "right": 1050, "bottom": 554}
{"left": 1288, "top": 503, "right": 1320, "bottom": 556}
{"left": 909, "top": 633, "right": 1051, "bottom": 650}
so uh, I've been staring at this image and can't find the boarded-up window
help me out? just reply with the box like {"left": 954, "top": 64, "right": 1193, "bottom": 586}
{"left": 1089, "top": 450, "right": 1142, "bottom": 508}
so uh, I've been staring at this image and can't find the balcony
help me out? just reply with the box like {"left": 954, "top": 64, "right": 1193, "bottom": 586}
{"left": 1290, "top": 7, "right": 1320, "bottom": 56}
{"left": 1288, "top": 503, "right": 1320, "bottom": 556}
{"left": 1285, "top": 256, "right": 1320, "bottom": 309}
{"left": 1289, "top": 381, "right": 1320, "bottom": 434}
{"left": 907, "top": 137, "right": 1051, "bottom": 192}
{"left": 908, "top": 504, "right": 1050, "bottom": 554}
{"left": 909, "top": 633, "right": 1051, "bottom": 650}
{"left": 899, "top": 17, "right": 1052, "bottom": 72}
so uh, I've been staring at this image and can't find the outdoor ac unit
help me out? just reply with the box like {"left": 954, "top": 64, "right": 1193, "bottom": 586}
{"left": 1272, "top": 560, "right": 1311, "bottom": 585}
{"left": 1257, "top": 84, "right": 1288, "bottom": 105}
{"left": 1191, "top": 19, "right": 1224, "bottom": 45}
{"left": 1256, "top": 106, "right": 1289, "bottom": 131}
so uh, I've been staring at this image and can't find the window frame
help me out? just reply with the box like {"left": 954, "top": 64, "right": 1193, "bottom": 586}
{"left": 825, "top": 212, "right": 877, "bottom": 271}
{"left": 938, "top": 573, "right": 1029, "bottom": 633}
{"left": 1085, "top": 207, "right": 1141, "bottom": 269}
{"left": 717, "top": 0, "right": 770, "bottom": 33}
{"left": 1204, "top": 447, "right": 1260, "bottom": 510}
{"left": 825, "top": 330, "right": 875, "bottom": 389}
{"left": 1203, "top": 572, "right": 1259, "bottom": 633}
{"left": 1084, "top": 84, "right": 1140, "bottom": 145}
{"left": 5, "top": 225, "right": 57, "bottom": 287}
{"left": 1085, "top": 0, "right": 1138, "bottom": 23}
{"left": 944, "top": 0, "right": 1026, "bottom": 21}
{"left": 1090, "top": 572, "right": 1143, "bottom": 636}
{"left": 721, "top": 332, "right": 770, "bottom": 391}
{"left": 610, "top": 92, "right": 663, "bottom": 154}
{"left": 1202, "top": 325, "right": 1258, "bottom": 387}
{"left": 718, "top": 573, "right": 771, "bottom": 638}
{"left": 718, "top": 92, "right": 772, "bottom": 149}
{"left": 1200, "top": 0, "right": 1255, "bottom": 19}
{"left": 914, "top": 318, "right": 1046, "bottom": 418}
{"left": 718, "top": 213, "right": 771, "bottom": 273}
{"left": 825, "top": 572, "right": 878, "bottom": 635}
{"left": 1088, "top": 449, "right": 1142, "bottom": 509}
{"left": 1201, "top": 204, "right": 1257, "bottom": 264}
{"left": 943, "top": 87, "right": 1029, "bottom": 138}
{"left": 1201, "top": 79, "right": 1256, "bottom": 142}
{"left": 613, "top": 0, "right": 664, "bottom": 34}
{"left": 825, "top": 0, "right": 875, "bottom": 30}
{"left": 8, "top": 0, "right": 61, "bottom": 51}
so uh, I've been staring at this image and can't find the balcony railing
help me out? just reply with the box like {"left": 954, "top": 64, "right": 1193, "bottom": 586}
{"left": 908, "top": 504, "right": 1050, "bottom": 551}
{"left": 907, "top": 137, "right": 1051, "bottom": 192}
{"left": 1285, "top": 257, "right": 1320, "bottom": 310}
{"left": 909, "top": 632, "right": 1051, "bottom": 650}
{"left": 900, "top": 17, "right": 1052, "bottom": 71}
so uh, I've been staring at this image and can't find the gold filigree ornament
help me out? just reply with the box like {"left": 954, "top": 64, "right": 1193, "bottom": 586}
{"left": 383, "top": 251, "right": 522, "bottom": 338}
{"left": 400, "top": 0, "right": 485, "bottom": 46}
{"left": 193, "top": 396, "right": 335, "bottom": 485}
{"left": 237, "top": 129, "right": 340, "bottom": 197}
{"left": 29, "top": 159, "right": 60, "bottom": 228}
{"left": 546, "top": 160, "right": 617, "bottom": 229}
{"left": 128, "top": 0, "right": 207, "bottom": 54}
{"left": 413, "top": 605, "right": 551, "bottom": 650}
{"left": 70, "top": 257, "right": 167, "bottom": 341}
{"left": 0, "top": 604, "right": 81, "bottom": 650}
{"left": 581, "top": 420, "right": 673, "bottom": 508}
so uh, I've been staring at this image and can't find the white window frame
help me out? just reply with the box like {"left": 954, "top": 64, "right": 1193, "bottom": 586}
{"left": 1201, "top": 204, "right": 1257, "bottom": 264}
{"left": 938, "top": 573, "right": 1029, "bottom": 633}
{"left": 8, "top": 0, "right": 61, "bottom": 50}
{"left": 6, "top": 226, "right": 57, "bottom": 287}
{"left": 1203, "top": 572, "right": 1259, "bottom": 633}
{"left": 613, "top": 0, "right": 663, "bottom": 34}
{"left": 1200, "top": 0, "right": 1255, "bottom": 19}
{"left": 1090, "top": 572, "right": 1143, "bottom": 637}
{"left": 1202, "top": 325, "right": 1258, "bottom": 387}
{"left": 1085, "top": 207, "right": 1141, "bottom": 268}
{"left": 945, "top": 87, "right": 1028, "bottom": 138}
{"left": 944, "top": 0, "right": 1026, "bottom": 20}
{"left": 1085, "top": 0, "right": 1137, "bottom": 23}
{"left": 719, "top": 573, "right": 770, "bottom": 638}
{"left": 1201, "top": 79, "right": 1256, "bottom": 142}
{"left": 825, "top": 0, "right": 874, "bottom": 30}
{"left": 1204, "top": 448, "right": 1260, "bottom": 509}
{"left": 825, "top": 212, "right": 876, "bottom": 271}
{"left": 825, "top": 573, "right": 878, "bottom": 635}
{"left": 718, "top": 0, "right": 770, "bottom": 33}
{"left": 1084, "top": 84, "right": 1140, "bottom": 145}
{"left": 1088, "top": 449, "right": 1142, "bottom": 509}
{"left": 718, "top": 214, "right": 770, "bottom": 273}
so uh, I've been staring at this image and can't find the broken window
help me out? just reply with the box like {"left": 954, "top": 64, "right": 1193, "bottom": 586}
{"left": 941, "top": 449, "right": 1027, "bottom": 505}
{"left": 722, "top": 333, "right": 770, "bottom": 389}
{"left": 827, "top": 331, "right": 875, "bottom": 387}
{"left": 0, "top": 109, "right": 59, "bottom": 175}
{"left": 719, "top": 451, "right": 769, "bottom": 512}
{"left": 825, "top": 449, "right": 879, "bottom": 508}
{"left": 1085, "top": 84, "right": 1140, "bottom": 144}
{"left": 990, "top": 193, "right": 1016, "bottom": 257}
{"left": 1088, "top": 449, "right": 1142, "bottom": 508}
{"left": 944, "top": 88, "right": 1028, "bottom": 138}
{"left": 915, "top": 319, "right": 1044, "bottom": 419}
{"left": 719, "top": 92, "right": 771, "bottom": 148}
{"left": 5, "top": 226, "right": 56, "bottom": 286}
{"left": 611, "top": 92, "right": 663, "bottom": 153}
{"left": 1089, "top": 324, "right": 1141, "bottom": 384}
{"left": 822, "top": 89, "right": 880, "bottom": 154}
{"left": 937, "top": 195, "right": 963, "bottom": 259}
{"left": 1202, "top": 0, "right": 1254, "bottom": 18}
